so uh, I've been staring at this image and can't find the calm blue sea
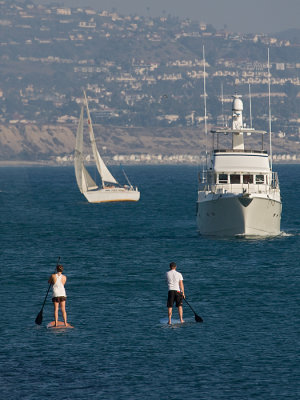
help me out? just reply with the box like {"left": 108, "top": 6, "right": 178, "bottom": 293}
{"left": 0, "top": 164, "right": 299, "bottom": 400}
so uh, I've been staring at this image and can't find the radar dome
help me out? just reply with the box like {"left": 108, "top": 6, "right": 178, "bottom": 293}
{"left": 232, "top": 97, "right": 243, "bottom": 111}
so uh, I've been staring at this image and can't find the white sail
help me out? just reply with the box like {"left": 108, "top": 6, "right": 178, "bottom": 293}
{"left": 83, "top": 91, "right": 117, "bottom": 185}
{"left": 75, "top": 106, "right": 98, "bottom": 192}
{"left": 96, "top": 149, "right": 118, "bottom": 184}
{"left": 74, "top": 107, "right": 84, "bottom": 192}
{"left": 82, "top": 165, "right": 98, "bottom": 190}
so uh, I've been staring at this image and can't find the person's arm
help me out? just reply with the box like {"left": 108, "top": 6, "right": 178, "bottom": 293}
{"left": 62, "top": 275, "right": 67, "bottom": 285}
{"left": 48, "top": 274, "right": 55, "bottom": 284}
{"left": 179, "top": 280, "right": 185, "bottom": 298}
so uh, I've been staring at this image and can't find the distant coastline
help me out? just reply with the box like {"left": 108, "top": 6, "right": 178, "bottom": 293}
{"left": 1, "top": 158, "right": 299, "bottom": 167}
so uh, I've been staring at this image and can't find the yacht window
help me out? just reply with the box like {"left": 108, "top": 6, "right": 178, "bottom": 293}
{"left": 243, "top": 174, "right": 253, "bottom": 184}
{"left": 218, "top": 174, "right": 228, "bottom": 183}
{"left": 230, "top": 174, "right": 241, "bottom": 184}
{"left": 256, "top": 174, "right": 264, "bottom": 184}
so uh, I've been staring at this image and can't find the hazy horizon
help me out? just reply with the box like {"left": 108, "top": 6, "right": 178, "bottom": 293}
{"left": 35, "top": 0, "right": 300, "bottom": 34}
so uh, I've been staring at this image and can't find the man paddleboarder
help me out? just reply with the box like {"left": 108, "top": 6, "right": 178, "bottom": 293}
{"left": 48, "top": 264, "right": 70, "bottom": 327}
{"left": 166, "top": 262, "right": 185, "bottom": 324}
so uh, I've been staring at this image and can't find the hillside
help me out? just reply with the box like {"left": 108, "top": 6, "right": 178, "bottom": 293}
{"left": 0, "top": 123, "right": 299, "bottom": 164}
{"left": 0, "top": 1, "right": 299, "bottom": 162}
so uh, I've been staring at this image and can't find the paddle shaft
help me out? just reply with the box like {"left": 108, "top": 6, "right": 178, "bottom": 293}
{"left": 40, "top": 283, "right": 52, "bottom": 310}
{"left": 183, "top": 298, "right": 203, "bottom": 322}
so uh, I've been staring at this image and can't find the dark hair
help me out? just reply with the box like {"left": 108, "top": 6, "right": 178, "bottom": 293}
{"left": 169, "top": 262, "right": 177, "bottom": 269}
{"left": 56, "top": 264, "right": 64, "bottom": 273}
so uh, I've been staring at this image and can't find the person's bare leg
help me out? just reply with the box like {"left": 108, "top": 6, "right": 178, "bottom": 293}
{"left": 168, "top": 307, "right": 172, "bottom": 325}
{"left": 178, "top": 306, "right": 184, "bottom": 323}
{"left": 60, "top": 301, "right": 68, "bottom": 326}
{"left": 54, "top": 302, "right": 59, "bottom": 326}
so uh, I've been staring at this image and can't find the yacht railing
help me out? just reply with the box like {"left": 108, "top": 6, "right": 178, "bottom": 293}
{"left": 271, "top": 171, "right": 279, "bottom": 189}
{"left": 214, "top": 149, "right": 268, "bottom": 154}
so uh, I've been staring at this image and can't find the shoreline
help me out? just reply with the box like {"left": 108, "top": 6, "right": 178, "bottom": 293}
{"left": 1, "top": 160, "right": 300, "bottom": 167}
{"left": 0, "top": 161, "right": 52, "bottom": 167}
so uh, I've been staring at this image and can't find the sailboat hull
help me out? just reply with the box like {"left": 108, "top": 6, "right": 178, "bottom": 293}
{"left": 83, "top": 187, "right": 140, "bottom": 203}
{"left": 196, "top": 195, "right": 281, "bottom": 236}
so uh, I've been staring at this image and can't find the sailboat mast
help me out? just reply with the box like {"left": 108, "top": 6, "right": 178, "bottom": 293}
{"left": 267, "top": 48, "right": 273, "bottom": 170}
{"left": 83, "top": 91, "right": 104, "bottom": 188}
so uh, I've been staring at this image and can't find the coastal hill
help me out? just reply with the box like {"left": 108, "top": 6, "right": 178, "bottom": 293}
{"left": 0, "top": 1, "right": 299, "bottom": 163}
{"left": 0, "top": 123, "right": 299, "bottom": 164}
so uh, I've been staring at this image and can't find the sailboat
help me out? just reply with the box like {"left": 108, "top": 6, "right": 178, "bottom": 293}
{"left": 74, "top": 92, "right": 140, "bottom": 203}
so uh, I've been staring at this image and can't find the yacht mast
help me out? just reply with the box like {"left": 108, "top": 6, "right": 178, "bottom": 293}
{"left": 221, "top": 83, "right": 225, "bottom": 126}
{"left": 203, "top": 45, "right": 208, "bottom": 169}
{"left": 248, "top": 83, "right": 253, "bottom": 129}
{"left": 268, "top": 48, "right": 273, "bottom": 170}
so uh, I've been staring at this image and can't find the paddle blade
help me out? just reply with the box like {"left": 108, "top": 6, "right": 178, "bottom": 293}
{"left": 35, "top": 310, "right": 43, "bottom": 325}
{"left": 195, "top": 314, "right": 203, "bottom": 323}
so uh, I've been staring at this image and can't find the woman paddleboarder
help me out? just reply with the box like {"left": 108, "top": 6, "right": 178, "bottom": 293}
{"left": 48, "top": 264, "right": 70, "bottom": 327}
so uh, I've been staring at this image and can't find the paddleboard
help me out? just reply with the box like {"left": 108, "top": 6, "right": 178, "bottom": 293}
{"left": 160, "top": 317, "right": 183, "bottom": 325}
{"left": 47, "top": 321, "right": 74, "bottom": 329}
{"left": 159, "top": 317, "right": 195, "bottom": 327}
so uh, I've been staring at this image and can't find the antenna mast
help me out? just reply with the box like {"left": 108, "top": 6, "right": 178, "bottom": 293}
{"left": 248, "top": 83, "right": 253, "bottom": 129}
{"left": 203, "top": 45, "right": 208, "bottom": 169}
{"left": 221, "top": 82, "right": 225, "bottom": 126}
{"left": 268, "top": 48, "right": 273, "bottom": 170}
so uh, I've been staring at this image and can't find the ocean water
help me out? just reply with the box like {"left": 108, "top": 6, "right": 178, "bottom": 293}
{"left": 0, "top": 164, "right": 299, "bottom": 400}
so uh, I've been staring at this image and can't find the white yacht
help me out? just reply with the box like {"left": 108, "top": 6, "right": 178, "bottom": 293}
{"left": 196, "top": 95, "right": 282, "bottom": 236}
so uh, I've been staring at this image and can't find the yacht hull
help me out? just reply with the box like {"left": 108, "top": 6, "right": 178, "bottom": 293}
{"left": 197, "top": 195, "right": 281, "bottom": 236}
{"left": 83, "top": 188, "right": 140, "bottom": 203}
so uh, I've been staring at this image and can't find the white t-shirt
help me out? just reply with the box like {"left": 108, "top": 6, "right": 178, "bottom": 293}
{"left": 166, "top": 269, "right": 183, "bottom": 291}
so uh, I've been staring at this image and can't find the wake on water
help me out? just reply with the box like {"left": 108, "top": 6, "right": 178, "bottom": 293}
{"left": 279, "top": 231, "right": 296, "bottom": 237}
{"left": 233, "top": 230, "right": 295, "bottom": 240}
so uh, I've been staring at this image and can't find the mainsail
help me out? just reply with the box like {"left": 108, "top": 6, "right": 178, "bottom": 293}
{"left": 83, "top": 91, "right": 117, "bottom": 186}
{"left": 74, "top": 106, "right": 98, "bottom": 192}
{"left": 74, "top": 106, "right": 84, "bottom": 192}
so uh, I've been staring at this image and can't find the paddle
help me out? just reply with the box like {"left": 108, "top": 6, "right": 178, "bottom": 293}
{"left": 183, "top": 298, "right": 203, "bottom": 323}
{"left": 35, "top": 257, "right": 60, "bottom": 325}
